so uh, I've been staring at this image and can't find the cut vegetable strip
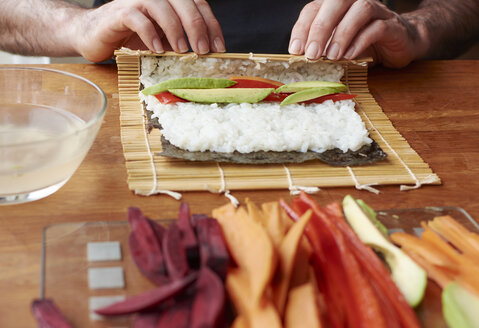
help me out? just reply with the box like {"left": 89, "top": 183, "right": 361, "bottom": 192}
{"left": 129, "top": 233, "right": 170, "bottom": 285}
{"left": 178, "top": 202, "right": 199, "bottom": 267}
{"left": 133, "top": 312, "right": 160, "bottom": 328}
{"left": 293, "top": 195, "right": 387, "bottom": 328}
{"left": 284, "top": 283, "right": 322, "bottom": 328}
{"left": 157, "top": 297, "right": 192, "bottom": 328}
{"left": 213, "top": 204, "right": 275, "bottom": 304}
{"left": 273, "top": 210, "right": 312, "bottom": 314}
{"left": 95, "top": 274, "right": 196, "bottom": 316}
{"left": 128, "top": 207, "right": 166, "bottom": 277}
{"left": 190, "top": 267, "right": 225, "bottom": 328}
{"left": 32, "top": 299, "right": 73, "bottom": 328}
{"left": 195, "top": 217, "right": 230, "bottom": 280}
{"left": 324, "top": 202, "right": 420, "bottom": 328}
{"left": 163, "top": 222, "right": 190, "bottom": 279}
{"left": 390, "top": 232, "right": 459, "bottom": 268}
{"left": 428, "top": 216, "right": 479, "bottom": 261}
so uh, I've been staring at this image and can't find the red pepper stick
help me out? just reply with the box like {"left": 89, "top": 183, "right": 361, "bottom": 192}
{"left": 95, "top": 274, "right": 196, "bottom": 316}
{"left": 324, "top": 202, "right": 421, "bottom": 328}
{"left": 295, "top": 193, "right": 388, "bottom": 328}
{"left": 283, "top": 198, "right": 347, "bottom": 327}
{"left": 31, "top": 299, "right": 73, "bottom": 328}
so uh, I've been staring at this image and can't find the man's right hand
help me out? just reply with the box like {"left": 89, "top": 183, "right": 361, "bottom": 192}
{"left": 75, "top": 0, "right": 225, "bottom": 62}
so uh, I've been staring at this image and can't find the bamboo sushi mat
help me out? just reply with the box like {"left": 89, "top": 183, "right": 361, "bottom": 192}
{"left": 115, "top": 49, "right": 440, "bottom": 197}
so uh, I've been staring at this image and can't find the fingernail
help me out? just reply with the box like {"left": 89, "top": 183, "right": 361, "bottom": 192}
{"left": 289, "top": 39, "right": 302, "bottom": 55}
{"left": 178, "top": 38, "right": 189, "bottom": 53}
{"left": 344, "top": 46, "right": 356, "bottom": 59}
{"left": 327, "top": 42, "right": 340, "bottom": 60}
{"left": 153, "top": 39, "right": 164, "bottom": 53}
{"left": 198, "top": 38, "right": 209, "bottom": 54}
{"left": 214, "top": 37, "right": 225, "bottom": 53}
{"left": 305, "top": 42, "right": 320, "bottom": 59}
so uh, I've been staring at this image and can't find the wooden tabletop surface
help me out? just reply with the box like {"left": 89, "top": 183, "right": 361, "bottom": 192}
{"left": 1, "top": 60, "right": 478, "bottom": 327}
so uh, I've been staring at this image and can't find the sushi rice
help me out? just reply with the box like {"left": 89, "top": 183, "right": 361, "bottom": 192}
{"left": 140, "top": 56, "right": 372, "bottom": 154}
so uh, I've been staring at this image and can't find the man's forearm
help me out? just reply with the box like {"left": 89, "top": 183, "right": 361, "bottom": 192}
{"left": 0, "top": 0, "right": 86, "bottom": 56}
{"left": 402, "top": 0, "right": 479, "bottom": 60}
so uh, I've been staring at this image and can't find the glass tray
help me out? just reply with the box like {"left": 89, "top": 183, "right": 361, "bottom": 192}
{"left": 40, "top": 207, "right": 479, "bottom": 327}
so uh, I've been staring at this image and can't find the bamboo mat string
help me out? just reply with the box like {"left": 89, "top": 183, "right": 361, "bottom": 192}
{"left": 138, "top": 111, "right": 182, "bottom": 200}
{"left": 216, "top": 163, "right": 240, "bottom": 207}
{"left": 359, "top": 110, "right": 436, "bottom": 191}
{"left": 346, "top": 166, "right": 380, "bottom": 194}
{"left": 283, "top": 165, "right": 320, "bottom": 195}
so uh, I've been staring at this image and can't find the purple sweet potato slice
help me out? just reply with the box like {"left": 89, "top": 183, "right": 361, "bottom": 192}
{"left": 95, "top": 274, "right": 196, "bottom": 316}
{"left": 190, "top": 267, "right": 225, "bottom": 328}
{"left": 128, "top": 207, "right": 166, "bottom": 276}
{"left": 163, "top": 222, "right": 189, "bottom": 279}
{"left": 31, "top": 299, "right": 72, "bottom": 328}
{"left": 157, "top": 296, "right": 193, "bottom": 328}
{"left": 178, "top": 203, "right": 199, "bottom": 267}
{"left": 129, "top": 233, "right": 170, "bottom": 286}
{"left": 133, "top": 312, "right": 160, "bottom": 328}
{"left": 195, "top": 218, "right": 231, "bottom": 280}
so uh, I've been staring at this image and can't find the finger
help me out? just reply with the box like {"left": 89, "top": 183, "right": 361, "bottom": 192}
{"left": 122, "top": 8, "right": 165, "bottom": 53}
{"left": 145, "top": 0, "right": 189, "bottom": 53}
{"left": 289, "top": 1, "right": 322, "bottom": 55}
{"left": 343, "top": 19, "right": 388, "bottom": 60}
{"left": 168, "top": 0, "right": 210, "bottom": 54}
{"left": 327, "top": 0, "right": 393, "bottom": 60}
{"left": 194, "top": 0, "right": 225, "bottom": 52}
{"left": 305, "top": 0, "right": 355, "bottom": 60}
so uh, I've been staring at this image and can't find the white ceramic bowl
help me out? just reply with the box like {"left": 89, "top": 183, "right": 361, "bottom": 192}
{"left": 0, "top": 67, "right": 107, "bottom": 204}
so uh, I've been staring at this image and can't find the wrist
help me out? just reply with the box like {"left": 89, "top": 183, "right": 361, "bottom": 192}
{"left": 400, "top": 11, "right": 433, "bottom": 61}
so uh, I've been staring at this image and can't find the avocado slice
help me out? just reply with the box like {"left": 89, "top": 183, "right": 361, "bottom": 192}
{"left": 342, "top": 195, "right": 427, "bottom": 307}
{"left": 280, "top": 87, "right": 340, "bottom": 106}
{"left": 443, "top": 282, "right": 479, "bottom": 328}
{"left": 169, "top": 88, "right": 274, "bottom": 104}
{"left": 275, "top": 81, "right": 347, "bottom": 93}
{"left": 142, "top": 77, "right": 237, "bottom": 96}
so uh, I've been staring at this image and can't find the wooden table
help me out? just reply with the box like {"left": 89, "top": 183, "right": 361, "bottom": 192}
{"left": 0, "top": 61, "right": 478, "bottom": 327}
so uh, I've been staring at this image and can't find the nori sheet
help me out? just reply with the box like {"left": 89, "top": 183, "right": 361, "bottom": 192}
{"left": 146, "top": 110, "right": 387, "bottom": 166}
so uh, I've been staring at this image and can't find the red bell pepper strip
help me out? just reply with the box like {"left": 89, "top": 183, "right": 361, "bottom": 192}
{"left": 154, "top": 91, "right": 189, "bottom": 104}
{"left": 292, "top": 194, "right": 388, "bottom": 328}
{"left": 324, "top": 202, "right": 421, "bottom": 328}
{"left": 229, "top": 76, "right": 284, "bottom": 88}
{"left": 305, "top": 93, "right": 357, "bottom": 104}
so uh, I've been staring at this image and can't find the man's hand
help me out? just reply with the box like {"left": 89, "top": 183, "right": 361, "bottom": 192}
{"left": 75, "top": 0, "right": 225, "bottom": 62}
{"left": 289, "top": 0, "right": 428, "bottom": 68}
